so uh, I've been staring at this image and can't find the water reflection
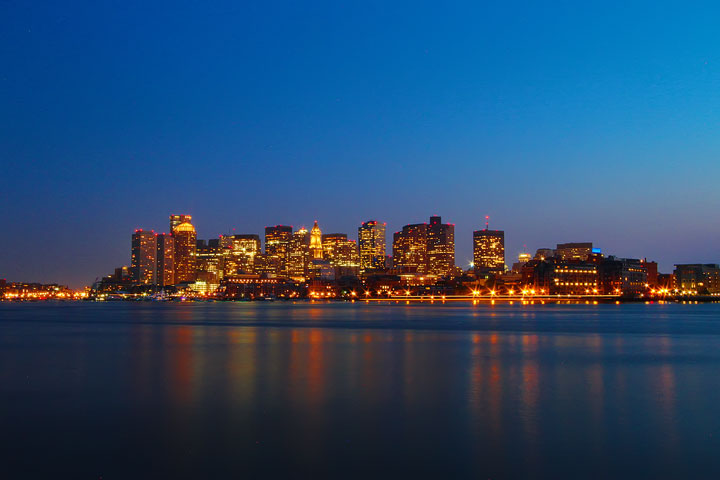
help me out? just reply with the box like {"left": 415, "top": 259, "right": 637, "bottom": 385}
{"left": 6, "top": 303, "right": 717, "bottom": 477}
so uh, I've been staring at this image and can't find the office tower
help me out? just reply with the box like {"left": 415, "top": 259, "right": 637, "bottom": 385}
{"left": 221, "top": 234, "right": 261, "bottom": 275}
{"left": 196, "top": 238, "right": 223, "bottom": 285}
{"left": 511, "top": 252, "right": 532, "bottom": 273}
{"left": 265, "top": 225, "right": 293, "bottom": 275}
{"left": 156, "top": 233, "right": 175, "bottom": 286}
{"left": 287, "top": 227, "right": 310, "bottom": 280}
{"left": 170, "top": 214, "right": 192, "bottom": 233}
{"left": 310, "top": 221, "right": 323, "bottom": 260}
{"left": 358, "top": 220, "right": 386, "bottom": 273}
{"left": 393, "top": 223, "right": 428, "bottom": 274}
{"left": 172, "top": 218, "right": 197, "bottom": 283}
{"left": 473, "top": 225, "right": 505, "bottom": 274}
{"left": 427, "top": 216, "right": 455, "bottom": 276}
{"left": 555, "top": 242, "right": 593, "bottom": 261}
{"left": 131, "top": 229, "right": 157, "bottom": 284}
{"left": 322, "top": 233, "right": 360, "bottom": 271}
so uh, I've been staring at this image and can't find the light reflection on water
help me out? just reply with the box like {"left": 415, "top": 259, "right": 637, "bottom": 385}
{"left": 0, "top": 302, "right": 719, "bottom": 478}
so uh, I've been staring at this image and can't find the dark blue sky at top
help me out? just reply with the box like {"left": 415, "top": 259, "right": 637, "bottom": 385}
{"left": 1, "top": 0, "right": 720, "bottom": 287}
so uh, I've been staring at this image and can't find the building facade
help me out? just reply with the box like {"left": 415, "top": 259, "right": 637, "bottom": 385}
{"left": 156, "top": 233, "right": 175, "bottom": 286}
{"left": 358, "top": 220, "right": 386, "bottom": 274}
{"left": 265, "top": 225, "right": 293, "bottom": 276}
{"left": 131, "top": 230, "right": 157, "bottom": 284}
{"left": 427, "top": 216, "right": 455, "bottom": 276}
{"left": 473, "top": 228, "right": 505, "bottom": 274}
{"left": 172, "top": 219, "right": 197, "bottom": 283}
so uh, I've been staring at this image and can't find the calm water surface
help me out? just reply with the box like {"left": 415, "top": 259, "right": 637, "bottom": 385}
{"left": 1, "top": 302, "right": 720, "bottom": 479}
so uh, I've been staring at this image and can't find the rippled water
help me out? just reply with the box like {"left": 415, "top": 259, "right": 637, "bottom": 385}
{"left": 1, "top": 302, "right": 720, "bottom": 478}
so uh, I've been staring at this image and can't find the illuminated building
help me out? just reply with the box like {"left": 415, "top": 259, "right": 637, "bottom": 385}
{"left": 322, "top": 233, "right": 360, "bottom": 276}
{"left": 253, "top": 252, "right": 281, "bottom": 276}
{"left": 358, "top": 220, "right": 386, "bottom": 273}
{"left": 265, "top": 225, "right": 293, "bottom": 275}
{"left": 427, "top": 216, "right": 455, "bottom": 276}
{"left": 673, "top": 264, "right": 720, "bottom": 294}
{"left": 511, "top": 252, "right": 532, "bottom": 273}
{"left": 220, "top": 234, "right": 261, "bottom": 275}
{"left": 287, "top": 227, "right": 310, "bottom": 281}
{"left": 393, "top": 223, "right": 428, "bottom": 274}
{"left": 170, "top": 214, "right": 192, "bottom": 232}
{"left": 556, "top": 242, "right": 594, "bottom": 261}
{"left": 156, "top": 233, "right": 175, "bottom": 286}
{"left": 310, "top": 221, "right": 323, "bottom": 260}
{"left": 525, "top": 260, "right": 599, "bottom": 295}
{"left": 172, "top": 218, "right": 197, "bottom": 283}
{"left": 196, "top": 239, "right": 223, "bottom": 285}
{"left": 599, "top": 257, "right": 647, "bottom": 295}
{"left": 473, "top": 222, "right": 505, "bottom": 274}
{"left": 131, "top": 229, "right": 156, "bottom": 284}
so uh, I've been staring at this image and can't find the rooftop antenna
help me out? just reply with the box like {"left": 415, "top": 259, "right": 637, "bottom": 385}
{"left": 485, "top": 215, "right": 489, "bottom": 230}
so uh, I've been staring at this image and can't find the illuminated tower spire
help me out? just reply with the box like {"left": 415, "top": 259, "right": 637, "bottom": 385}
{"left": 310, "top": 220, "right": 323, "bottom": 259}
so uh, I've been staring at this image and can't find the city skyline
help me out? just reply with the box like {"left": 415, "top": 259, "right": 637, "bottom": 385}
{"left": 3, "top": 1, "right": 720, "bottom": 288}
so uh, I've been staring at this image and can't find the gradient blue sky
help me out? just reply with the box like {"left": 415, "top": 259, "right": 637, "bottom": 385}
{"left": 2, "top": 0, "right": 720, "bottom": 287}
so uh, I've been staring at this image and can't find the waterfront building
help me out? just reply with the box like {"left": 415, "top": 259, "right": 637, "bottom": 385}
{"left": 358, "top": 220, "right": 386, "bottom": 273}
{"left": 172, "top": 219, "right": 197, "bottom": 283}
{"left": 473, "top": 225, "right": 505, "bottom": 274}
{"left": 131, "top": 229, "right": 156, "bottom": 285}
{"left": 511, "top": 252, "right": 532, "bottom": 273}
{"left": 427, "top": 216, "right": 455, "bottom": 276}
{"left": 599, "top": 257, "right": 648, "bottom": 295}
{"left": 265, "top": 225, "right": 293, "bottom": 275}
{"left": 673, "top": 264, "right": 720, "bottom": 294}
{"left": 156, "top": 233, "right": 175, "bottom": 286}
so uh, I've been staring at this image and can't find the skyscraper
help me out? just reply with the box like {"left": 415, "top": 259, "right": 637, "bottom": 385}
{"left": 131, "top": 229, "right": 157, "bottom": 284}
{"left": 156, "top": 233, "right": 175, "bottom": 286}
{"left": 265, "top": 225, "right": 293, "bottom": 275}
{"left": 170, "top": 214, "right": 192, "bottom": 233}
{"left": 473, "top": 221, "right": 505, "bottom": 274}
{"left": 392, "top": 223, "right": 428, "bottom": 274}
{"left": 427, "top": 216, "right": 455, "bottom": 276}
{"left": 172, "top": 217, "right": 197, "bottom": 283}
{"left": 358, "top": 220, "right": 386, "bottom": 273}
{"left": 322, "top": 233, "right": 360, "bottom": 275}
{"left": 221, "top": 234, "right": 261, "bottom": 275}
{"left": 310, "top": 221, "right": 323, "bottom": 260}
{"left": 287, "top": 227, "right": 310, "bottom": 281}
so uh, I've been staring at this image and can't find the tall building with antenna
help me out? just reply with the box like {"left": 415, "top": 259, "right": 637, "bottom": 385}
{"left": 473, "top": 216, "right": 505, "bottom": 274}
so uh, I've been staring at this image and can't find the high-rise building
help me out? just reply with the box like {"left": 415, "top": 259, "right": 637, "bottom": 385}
{"left": 170, "top": 214, "right": 192, "bottom": 233}
{"left": 473, "top": 225, "right": 505, "bottom": 274}
{"left": 287, "top": 228, "right": 310, "bottom": 281}
{"left": 555, "top": 242, "right": 593, "bottom": 261}
{"left": 156, "top": 233, "right": 175, "bottom": 286}
{"left": 172, "top": 217, "right": 197, "bottom": 283}
{"left": 393, "top": 223, "right": 428, "bottom": 274}
{"left": 322, "top": 233, "right": 360, "bottom": 275}
{"left": 221, "top": 234, "right": 261, "bottom": 275}
{"left": 358, "top": 220, "right": 386, "bottom": 273}
{"left": 427, "top": 216, "right": 455, "bottom": 276}
{"left": 265, "top": 225, "right": 293, "bottom": 275}
{"left": 310, "top": 221, "right": 323, "bottom": 260}
{"left": 131, "top": 229, "right": 157, "bottom": 284}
